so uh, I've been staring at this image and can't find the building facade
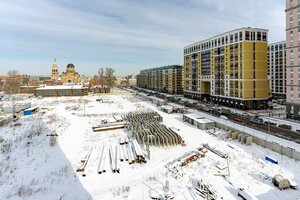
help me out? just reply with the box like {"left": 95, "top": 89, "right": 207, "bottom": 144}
{"left": 137, "top": 65, "right": 183, "bottom": 94}
{"left": 184, "top": 27, "right": 270, "bottom": 109}
{"left": 268, "top": 42, "right": 286, "bottom": 100}
{"left": 61, "top": 63, "right": 81, "bottom": 83}
{"left": 50, "top": 58, "right": 81, "bottom": 84}
{"left": 35, "top": 85, "right": 88, "bottom": 97}
{"left": 286, "top": 0, "right": 300, "bottom": 120}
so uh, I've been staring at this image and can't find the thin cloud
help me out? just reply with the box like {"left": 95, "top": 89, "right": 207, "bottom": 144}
{"left": 0, "top": 0, "right": 285, "bottom": 76}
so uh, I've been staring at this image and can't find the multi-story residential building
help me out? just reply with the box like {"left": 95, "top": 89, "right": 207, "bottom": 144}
{"left": 184, "top": 27, "right": 270, "bottom": 110}
{"left": 137, "top": 65, "right": 183, "bottom": 94}
{"left": 268, "top": 41, "right": 286, "bottom": 99}
{"left": 286, "top": 0, "right": 300, "bottom": 120}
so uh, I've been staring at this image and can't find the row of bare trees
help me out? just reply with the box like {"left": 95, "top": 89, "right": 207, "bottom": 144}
{"left": 90, "top": 67, "right": 116, "bottom": 89}
{"left": 0, "top": 70, "right": 21, "bottom": 94}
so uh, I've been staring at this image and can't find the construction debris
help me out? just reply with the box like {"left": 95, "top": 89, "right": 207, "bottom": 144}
{"left": 192, "top": 179, "right": 219, "bottom": 200}
{"left": 76, "top": 148, "right": 93, "bottom": 177}
{"left": 203, "top": 144, "right": 228, "bottom": 159}
{"left": 166, "top": 149, "right": 207, "bottom": 179}
{"left": 179, "top": 152, "right": 201, "bottom": 167}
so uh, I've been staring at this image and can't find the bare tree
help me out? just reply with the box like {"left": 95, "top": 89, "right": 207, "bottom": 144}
{"left": 98, "top": 67, "right": 106, "bottom": 90}
{"left": 4, "top": 70, "right": 20, "bottom": 94}
{"left": 0, "top": 78, "right": 4, "bottom": 91}
{"left": 7, "top": 70, "right": 19, "bottom": 77}
{"left": 105, "top": 67, "right": 116, "bottom": 89}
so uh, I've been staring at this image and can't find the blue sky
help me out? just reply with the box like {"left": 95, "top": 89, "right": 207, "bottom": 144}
{"left": 0, "top": 0, "right": 285, "bottom": 76}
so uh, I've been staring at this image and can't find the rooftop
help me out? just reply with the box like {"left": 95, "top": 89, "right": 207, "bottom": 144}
{"left": 184, "top": 27, "right": 268, "bottom": 49}
{"left": 184, "top": 113, "right": 215, "bottom": 124}
{"left": 36, "top": 85, "right": 85, "bottom": 90}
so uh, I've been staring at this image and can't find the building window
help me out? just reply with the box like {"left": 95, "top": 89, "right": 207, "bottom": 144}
{"left": 245, "top": 31, "right": 249, "bottom": 40}
{"left": 262, "top": 32, "right": 267, "bottom": 41}
{"left": 257, "top": 32, "right": 261, "bottom": 41}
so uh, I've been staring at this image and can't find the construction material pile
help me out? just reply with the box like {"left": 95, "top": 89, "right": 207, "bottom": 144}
{"left": 76, "top": 137, "right": 147, "bottom": 176}
{"left": 92, "top": 122, "right": 126, "bottom": 132}
{"left": 125, "top": 111, "right": 184, "bottom": 146}
{"left": 93, "top": 115, "right": 126, "bottom": 132}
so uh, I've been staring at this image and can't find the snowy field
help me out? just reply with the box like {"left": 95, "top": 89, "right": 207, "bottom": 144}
{"left": 0, "top": 89, "right": 300, "bottom": 200}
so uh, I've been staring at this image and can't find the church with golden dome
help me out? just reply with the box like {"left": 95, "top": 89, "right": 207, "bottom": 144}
{"left": 51, "top": 58, "right": 81, "bottom": 83}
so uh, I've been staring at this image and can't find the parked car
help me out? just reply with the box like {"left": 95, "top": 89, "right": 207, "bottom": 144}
{"left": 220, "top": 115, "right": 228, "bottom": 120}
{"left": 233, "top": 117, "right": 244, "bottom": 124}
{"left": 278, "top": 124, "right": 292, "bottom": 130}
{"left": 241, "top": 112, "right": 250, "bottom": 117}
{"left": 212, "top": 109, "right": 221, "bottom": 117}
{"left": 250, "top": 117, "right": 263, "bottom": 125}
{"left": 203, "top": 107, "right": 210, "bottom": 112}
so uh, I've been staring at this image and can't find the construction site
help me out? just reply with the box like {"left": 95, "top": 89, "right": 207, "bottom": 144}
{"left": 0, "top": 88, "right": 299, "bottom": 200}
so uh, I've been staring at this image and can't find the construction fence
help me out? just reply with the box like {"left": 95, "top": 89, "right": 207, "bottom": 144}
{"left": 216, "top": 122, "right": 300, "bottom": 161}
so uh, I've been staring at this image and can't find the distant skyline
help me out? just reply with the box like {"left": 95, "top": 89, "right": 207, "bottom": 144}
{"left": 0, "top": 0, "right": 285, "bottom": 76}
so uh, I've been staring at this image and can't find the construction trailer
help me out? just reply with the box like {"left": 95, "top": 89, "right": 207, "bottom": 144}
{"left": 183, "top": 114, "right": 215, "bottom": 130}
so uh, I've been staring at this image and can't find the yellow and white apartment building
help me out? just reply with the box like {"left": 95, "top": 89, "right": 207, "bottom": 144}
{"left": 184, "top": 27, "right": 270, "bottom": 109}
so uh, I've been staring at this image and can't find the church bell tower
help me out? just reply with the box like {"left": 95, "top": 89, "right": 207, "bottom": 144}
{"left": 51, "top": 58, "right": 59, "bottom": 80}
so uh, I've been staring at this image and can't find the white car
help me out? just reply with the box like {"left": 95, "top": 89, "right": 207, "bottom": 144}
{"left": 220, "top": 115, "right": 228, "bottom": 120}
{"left": 241, "top": 112, "right": 250, "bottom": 117}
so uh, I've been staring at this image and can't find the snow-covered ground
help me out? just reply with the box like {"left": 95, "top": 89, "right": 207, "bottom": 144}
{"left": 0, "top": 89, "right": 300, "bottom": 200}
